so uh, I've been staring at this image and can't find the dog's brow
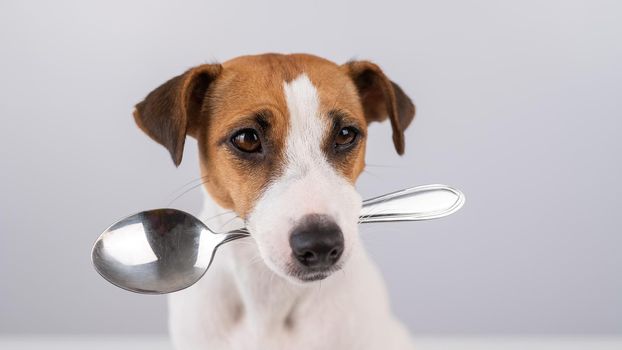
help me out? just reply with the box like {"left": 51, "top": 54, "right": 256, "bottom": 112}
{"left": 327, "top": 109, "right": 365, "bottom": 132}
{"left": 254, "top": 110, "right": 271, "bottom": 130}
{"left": 222, "top": 109, "right": 272, "bottom": 129}
{"left": 215, "top": 110, "right": 274, "bottom": 146}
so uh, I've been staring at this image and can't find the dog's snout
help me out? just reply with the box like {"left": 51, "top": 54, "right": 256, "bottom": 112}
{"left": 289, "top": 214, "right": 344, "bottom": 269}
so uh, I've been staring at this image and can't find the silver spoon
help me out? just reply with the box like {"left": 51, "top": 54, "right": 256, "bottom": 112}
{"left": 92, "top": 184, "right": 465, "bottom": 294}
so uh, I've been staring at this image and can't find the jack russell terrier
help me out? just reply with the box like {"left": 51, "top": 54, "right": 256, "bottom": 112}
{"left": 133, "top": 53, "right": 415, "bottom": 350}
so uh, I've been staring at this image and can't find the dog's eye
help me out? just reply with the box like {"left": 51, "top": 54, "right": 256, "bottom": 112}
{"left": 335, "top": 127, "right": 358, "bottom": 148}
{"left": 231, "top": 129, "right": 262, "bottom": 153}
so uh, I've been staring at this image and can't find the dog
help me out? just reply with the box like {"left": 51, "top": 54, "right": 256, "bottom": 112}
{"left": 133, "top": 53, "right": 415, "bottom": 350}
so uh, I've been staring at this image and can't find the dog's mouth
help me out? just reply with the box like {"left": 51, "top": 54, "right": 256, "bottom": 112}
{"left": 286, "top": 262, "right": 344, "bottom": 282}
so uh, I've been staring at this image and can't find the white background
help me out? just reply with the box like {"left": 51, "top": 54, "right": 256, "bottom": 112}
{"left": 1, "top": 0, "right": 620, "bottom": 336}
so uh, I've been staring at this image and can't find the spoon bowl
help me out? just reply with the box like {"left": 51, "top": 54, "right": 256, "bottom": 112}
{"left": 92, "top": 209, "right": 249, "bottom": 294}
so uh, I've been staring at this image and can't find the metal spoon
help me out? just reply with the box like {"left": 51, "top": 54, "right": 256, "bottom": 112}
{"left": 92, "top": 184, "right": 465, "bottom": 294}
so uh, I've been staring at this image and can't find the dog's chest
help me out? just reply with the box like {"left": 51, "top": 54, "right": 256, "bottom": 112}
{"left": 224, "top": 306, "right": 351, "bottom": 350}
{"left": 219, "top": 241, "right": 355, "bottom": 349}
{"left": 169, "top": 241, "right": 356, "bottom": 350}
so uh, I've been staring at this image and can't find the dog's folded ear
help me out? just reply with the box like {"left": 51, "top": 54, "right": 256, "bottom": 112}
{"left": 342, "top": 61, "right": 415, "bottom": 155}
{"left": 133, "top": 64, "right": 222, "bottom": 166}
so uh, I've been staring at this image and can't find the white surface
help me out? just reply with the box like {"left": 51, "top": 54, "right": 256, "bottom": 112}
{"left": 1, "top": 336, "right": 622, "bottom": 350}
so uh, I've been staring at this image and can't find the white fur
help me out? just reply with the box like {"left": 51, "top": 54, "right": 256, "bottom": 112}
{"left": 168, "top": 74, "right": 414, "bottom": 349}
{"left": 248, "top": 74, "right": 360, "bottom": 282}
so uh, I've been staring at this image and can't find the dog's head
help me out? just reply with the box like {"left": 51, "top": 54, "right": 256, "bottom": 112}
{"left": 134, "top": 54, "right": 414, "bottom": 283}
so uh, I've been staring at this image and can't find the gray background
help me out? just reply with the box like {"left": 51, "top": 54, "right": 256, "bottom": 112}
{"left": 1, "top": 0, "right": 620, "bottom": 335}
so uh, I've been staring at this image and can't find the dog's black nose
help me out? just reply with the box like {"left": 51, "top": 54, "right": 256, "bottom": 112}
{"left": 289, "top": 214, "right": 344, "bottom": 269}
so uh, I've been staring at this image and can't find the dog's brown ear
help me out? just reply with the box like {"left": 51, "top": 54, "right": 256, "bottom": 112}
{"left": 133, "top": 64, "right": 222, "bottom": 166}
{"left": 343, "top": 61, "right": 415, "bottom": 155}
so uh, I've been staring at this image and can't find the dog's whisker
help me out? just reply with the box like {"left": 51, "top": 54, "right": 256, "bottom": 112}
{"left": 202, "top": 210, "right": 237, "bottom": 223}
{"left": 244, "top": 255, "right": 265, "bottom": 270}
{"left": 245, "top": 255, "right": 262, "bottom": 265}
{"left": 356, "top": 196, "right": 395, "bottom": 224}
{"left": 232, "top": 240, "right": 256, "bottom": 247}
{"left": 365, "top": 163, "right": 403, "bottom": 169}
{"left": 358, "top": 206, "right": 382, "bottom": 222}
{"left": 166, "top": 180, "right": 209, "bottom": 206}
{"left": 217, "top": 215, "right": 244, "bottom": 233}
{"left": 359, "top": 207, "right": 392, "bottom": 224}
{"left": 167, "top": 175, "right": 210, "bottom": 197}
{"left": 361, "top": 169, "right": 383, "bottom": 181}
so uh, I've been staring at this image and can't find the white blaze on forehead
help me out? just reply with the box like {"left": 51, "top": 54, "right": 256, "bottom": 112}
{"left": 279, "top": 73, "right": 355, "bottom": 217}
{"left": 283, "top": 74, "right": 328, "bottom": 173}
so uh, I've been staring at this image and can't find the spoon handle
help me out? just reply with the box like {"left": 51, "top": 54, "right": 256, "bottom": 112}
{"left": 229, "top": 184, "right": 464, "bottom": 235}
{"left": 358, "top": 184, "right": 465, "bottom": 223}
